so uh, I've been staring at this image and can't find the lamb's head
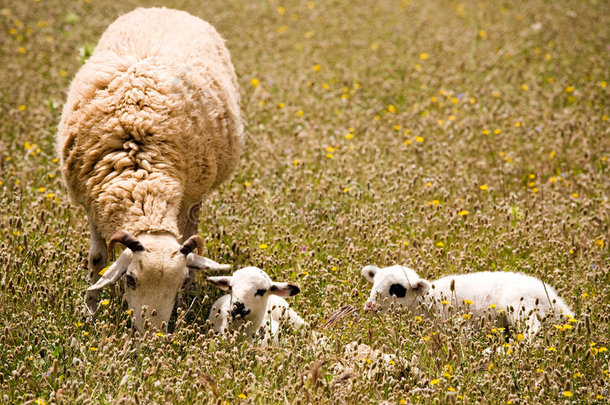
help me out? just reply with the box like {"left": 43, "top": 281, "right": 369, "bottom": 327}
{"left": 88, "top": 230, "right": 230, "bottom": 331}
{"left": 207, "top": 266, "right": 300, "bottom": 331}
{"left": 362, "top": 265, "right": 431, "bottom": 313}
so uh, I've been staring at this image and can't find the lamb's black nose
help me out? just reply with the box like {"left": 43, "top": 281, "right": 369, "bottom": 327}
{"left": 231, "top": 301, "right": 250, "bottom": 318}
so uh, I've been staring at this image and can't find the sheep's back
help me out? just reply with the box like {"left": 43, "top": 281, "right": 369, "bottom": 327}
{"left": 57, "top": 7, "right": 243, "bottom": 239}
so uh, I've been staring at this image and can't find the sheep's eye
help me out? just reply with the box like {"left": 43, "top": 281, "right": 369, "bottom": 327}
{"left": 255, "top": 288, "right": 267, "bottom": 297}
{"left": 389, "top": 283, "right": 407, "bottom": 298}
{"left": 125, "top": 275, "right": 137, "bottom": 289}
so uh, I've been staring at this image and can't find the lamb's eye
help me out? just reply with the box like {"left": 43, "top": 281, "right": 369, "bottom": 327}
{"left": 125, "top": 275, "right": 137, "bottom": 289}
{"left": 389, "top": 283, "right": 407, "bottom": 298}
{"left": 255, "top": 288, "right": 267, "bottom": 297}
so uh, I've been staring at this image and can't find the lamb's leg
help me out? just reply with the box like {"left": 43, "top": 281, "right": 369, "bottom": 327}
{"left": 85, "top": 220, "right": 107, "bottom": 315}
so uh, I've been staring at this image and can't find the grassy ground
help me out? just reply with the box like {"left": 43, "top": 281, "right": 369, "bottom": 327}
{"left": 1, "top": 0, "right": 609, "bottom": 403}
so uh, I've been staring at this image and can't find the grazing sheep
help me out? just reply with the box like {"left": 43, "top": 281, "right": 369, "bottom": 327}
{"left": 207, "top": 267, "right": 304, "bottom": 342}
{"left": 56, "top": 7, "right": 243, "bottom": 331}
{"left": 362, "top": 265, "right": 573, "bottom": 335}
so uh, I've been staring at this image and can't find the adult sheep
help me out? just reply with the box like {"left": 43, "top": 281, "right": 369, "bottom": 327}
{"left": 56, "top": 7, "right": 243, "bottom": 331}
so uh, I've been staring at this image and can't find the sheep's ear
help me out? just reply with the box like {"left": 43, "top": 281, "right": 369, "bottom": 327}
{"left": 186, "top": 253, "right": 231, "bottom": 271}
{"left": 361, "top": 265, "right": 378, "bottom": 283}
{"left": 206, "top": 276, "right": 232, "bottom": 291}
{"left": 87, "top": 250, "right": 132, "bottom": 291}
{"left": 412, "top": 279, "right": 431, "bottom": 295}
{"left": 269, "top": 282, "right": 300, "bottom": 297}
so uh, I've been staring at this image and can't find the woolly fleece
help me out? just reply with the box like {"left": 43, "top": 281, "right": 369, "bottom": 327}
{"left": 57, "top": 7, "right": 243, "bottom": 241}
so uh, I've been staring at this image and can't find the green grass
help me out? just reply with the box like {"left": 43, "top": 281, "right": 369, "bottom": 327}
{"left": 1, "top": 0, "right": 608, "bottom": 403}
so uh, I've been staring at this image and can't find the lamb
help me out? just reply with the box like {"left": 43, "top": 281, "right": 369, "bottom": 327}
{"left": 207, "top": 267, "right": 304, "bottom": 342}
{"left": 362, "top": 265, "right": 573, "bottom": 335}
{"left": 56, "top": 7, "right": 243, "bottom": 331}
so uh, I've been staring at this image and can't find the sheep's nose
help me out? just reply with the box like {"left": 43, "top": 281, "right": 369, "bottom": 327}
{"left": 231, "top": 301, "right": 250, "bottom": 318}
{"left": 364, "top": 301, "right": 373, "bottom": 310}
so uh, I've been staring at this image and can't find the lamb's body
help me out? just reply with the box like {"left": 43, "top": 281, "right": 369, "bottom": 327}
{"left": 58, "top": 7, "right": 242, "bottom": 241}
{"left": 57, "top": 7, "right": 242, "bottom": 330}
{"left": 210, "top": 294, "right": 305, "bottom": 337}
{"left": 423, "top": 272, "right": 573, "bottom": 323}
{"left": 363, "top": 265, "right": 572, "bottom": 335}
{"left": 207, "top": 267, "right": 304, "bottom": 343}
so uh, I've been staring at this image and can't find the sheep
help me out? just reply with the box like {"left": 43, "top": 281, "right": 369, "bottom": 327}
{"left": 56, "top": 7, "right": 243, "bottom": 331}
{"left": 362, "top": 265, "right": 573, "bottom": 336}
{"left": 207, "top": 267, "right": 304, "bottom": 342}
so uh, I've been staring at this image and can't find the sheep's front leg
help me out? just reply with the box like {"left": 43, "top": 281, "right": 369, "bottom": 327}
{"left": 177, "top": 202, "right": 201, "bottom": 307}
{"left": 85, "top": 221, "right": 107, "bottom": 315}
{"left": 184, "top": 203, "right": 201, "bottom": 285}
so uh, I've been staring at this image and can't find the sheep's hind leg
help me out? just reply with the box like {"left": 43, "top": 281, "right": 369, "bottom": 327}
{"left": 85, "top": 221, "right": 107, "bottom": 315}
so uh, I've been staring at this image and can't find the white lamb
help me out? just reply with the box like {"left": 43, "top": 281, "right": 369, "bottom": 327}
{"left": 362, "top": 265, "right": 573, "bottom": 336}
{"left": 56, "top": 7, "right": 243, "bottom": 331}
{"left": 207, "top": 267, "right": 304, "bottom": 342}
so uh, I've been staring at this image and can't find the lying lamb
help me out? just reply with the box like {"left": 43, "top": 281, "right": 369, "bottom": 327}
{"left": 208, "top": 267, "right": 304, "bottom": 342}
{"left": 362, "top": 265, "right": 573, "bottom": 335}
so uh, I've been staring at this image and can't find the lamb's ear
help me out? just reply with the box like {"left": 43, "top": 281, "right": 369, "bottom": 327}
{"left": 206, "top": 276, "right": 232, "bottom": 291}
{"left": 361, "top": 265, "right": 379, "bottom": 283}
{"left": 412, "top": 279, "right": 431, "bottom": 295}
{"left": 186, "top": 253, "right": 231, "bottom": 271}
{"left": 269, "top": 282, "right": 300, "bottom": 297}
{"left": 87, "top": 250, "right": 133, "bottom": 291}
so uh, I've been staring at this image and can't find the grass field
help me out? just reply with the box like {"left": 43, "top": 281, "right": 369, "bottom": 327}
{"left": 1, "top": 0, "right": 609, "bottom": 403}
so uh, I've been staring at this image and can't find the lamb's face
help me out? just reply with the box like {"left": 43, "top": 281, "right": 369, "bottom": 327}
{"left": 362, "top": 265, "right": 431, "bottom": 313}
{"left": 208, "top": 267, "right": 300, "bottom": 328}
{"left": 123, "top": 235, "right": 189, "bottom": 331}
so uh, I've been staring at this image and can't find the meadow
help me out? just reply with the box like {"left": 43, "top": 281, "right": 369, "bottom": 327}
{"left": 0, "top": 0, "right": 608, "bottom": 403}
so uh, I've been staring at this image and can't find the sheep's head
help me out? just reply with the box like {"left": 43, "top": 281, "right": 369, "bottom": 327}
{"left": 207, "top": 266, "right": 300, "bottom": 331}
{"left": 88, "top": 230, "right": 230, "bottom": 331}
{"left": 362, "top": 265, "right": 431, "bottom": 313}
